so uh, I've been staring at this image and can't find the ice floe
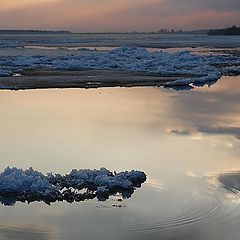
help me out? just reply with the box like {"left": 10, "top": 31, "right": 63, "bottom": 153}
{"left": 1, "top": 47, "right": 240, "bottom": 88}
{"left": 0, "top": 167, "right": 146, "bottom": 206}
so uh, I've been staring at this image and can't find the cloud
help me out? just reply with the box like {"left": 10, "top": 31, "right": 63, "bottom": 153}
{"left": 0, "top": 0, "right": 239, "bottom": 30}
{"left": 168, "top": 0, "right": 240, "bottom": 12}
{"left": 0, "top": 0, "right": 54, "bottom": 11}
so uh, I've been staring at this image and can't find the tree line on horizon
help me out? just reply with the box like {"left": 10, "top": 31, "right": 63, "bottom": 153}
{"left": 0, "top": 26, "right": 239, "bottom": 35}
{"left": 208, "top": 25, "right": 240, "bottom": 35}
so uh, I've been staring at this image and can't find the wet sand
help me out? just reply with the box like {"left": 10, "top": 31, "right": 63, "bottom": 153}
{"left": 0, "top": 69, "right": 197, "bottom": 90}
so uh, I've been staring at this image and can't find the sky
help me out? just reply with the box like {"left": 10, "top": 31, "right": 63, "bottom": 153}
{"left": 0, "top": 0, "right": 239, "bottom": 31}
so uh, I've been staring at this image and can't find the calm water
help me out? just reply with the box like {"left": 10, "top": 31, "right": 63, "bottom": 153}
{"left": 0, "top": 76, "right": 240, "bottom": 239}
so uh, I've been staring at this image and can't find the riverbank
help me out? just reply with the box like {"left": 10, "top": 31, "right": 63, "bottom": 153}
{"left": 0, "top": 69, "right": 197, "bottom": 90}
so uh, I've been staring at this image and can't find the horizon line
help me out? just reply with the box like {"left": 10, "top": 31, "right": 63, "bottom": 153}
{"left": 0, "top": 28, "right": 222, "bottom": 34}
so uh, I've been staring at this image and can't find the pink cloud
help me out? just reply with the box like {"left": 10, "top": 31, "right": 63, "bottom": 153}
{"left": 0, "top": 0, "right": 239, "bottom": 31}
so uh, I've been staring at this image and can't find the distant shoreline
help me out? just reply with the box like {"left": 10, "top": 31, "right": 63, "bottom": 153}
{"left": 208, "top": 26, "right": 240, "bottom": 36}
{"left": 1, "top": 28, "right": 240, "bottom": 35}
{"left": 0, "top": 30, "right": 210, "bottom": 35}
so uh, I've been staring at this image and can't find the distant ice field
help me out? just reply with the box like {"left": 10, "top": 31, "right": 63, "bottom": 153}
{"left": 1, "top": 33, "right": 240, "bottom": 49}
{"left": 0, "top": 33, "right": 240, "bottom": 88}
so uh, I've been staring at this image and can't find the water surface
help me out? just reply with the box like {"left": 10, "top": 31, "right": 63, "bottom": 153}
{"left": 0, "top": 76, "right": 240, "bottom": 239}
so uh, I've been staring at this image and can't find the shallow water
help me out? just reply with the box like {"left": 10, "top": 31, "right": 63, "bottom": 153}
{"left": 0, "top": 76, "right": 240, "bottom": 239}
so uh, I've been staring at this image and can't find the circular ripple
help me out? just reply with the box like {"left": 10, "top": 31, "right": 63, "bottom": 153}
{"left": 127, "top": 182, "right": 240, "bottom": 233}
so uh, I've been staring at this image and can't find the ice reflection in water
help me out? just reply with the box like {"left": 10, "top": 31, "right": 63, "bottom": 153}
{"left": 0, "top": 76, "right": 240, "bottom": 239}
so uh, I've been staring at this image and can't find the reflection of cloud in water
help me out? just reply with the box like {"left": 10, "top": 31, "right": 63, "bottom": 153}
{"left": 170, "top": 126, "right": 240, "bottom": 140}
{"left": 169, "top": 129, "right": 194, "bottom": 136}
{"left": 219, "top": 172, "right": 240, "bottom": 192}
{"left": 166, "top": 76, "right": 240, "bottom": 140}
{"left": 199, "top": 126, "right": 240, "bottom": 140}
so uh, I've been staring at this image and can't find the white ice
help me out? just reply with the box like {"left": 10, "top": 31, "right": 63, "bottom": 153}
{"left": 1, "top": 47, "right": 240, "bottom": 87}
{"left": 0, "top": 167, "right": 146, "bottom": 197}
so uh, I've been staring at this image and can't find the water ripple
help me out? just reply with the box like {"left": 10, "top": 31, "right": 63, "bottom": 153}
{"left": 128, "top": 181, "right": 240, "bottom": 233}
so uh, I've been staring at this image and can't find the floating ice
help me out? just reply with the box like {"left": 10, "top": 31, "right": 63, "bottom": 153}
{"left": 0, "top": 47, "right": 240, "bottom": 87}
{"left": 0, "top": 167, "right": 146, "bottom": 206}
{"left": 0, "top": 167, "right": 60, "bottom": 205}
{"left": 57, "top": 168, "right": 146, "bottom": 190}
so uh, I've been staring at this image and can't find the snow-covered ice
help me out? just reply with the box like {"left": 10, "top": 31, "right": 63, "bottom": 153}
{"left": 0, "top": 167, "right": 146, "bottom": 205}
{"left": 1, "top": 33, "right": 240, "bottom": 49}
{"left": 1, "top": 47, "right": 240, "bottom": 87}
{"left": 0, "top": 167, "right": 59, "bottom": 196}
{"left": 51, "top": 168, "right": 147, "bottom": 190}
{"left": 0, "top": 69, "right": 11, "bottom": 77}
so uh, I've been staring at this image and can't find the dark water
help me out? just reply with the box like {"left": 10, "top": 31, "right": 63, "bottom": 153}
{"left": 0, "top": 76, "right": 240, "bottom": 239}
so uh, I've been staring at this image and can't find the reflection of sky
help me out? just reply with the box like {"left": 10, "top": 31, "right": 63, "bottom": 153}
{"left": 166, "top": 76, "right": 240, "bottom": 140}
{"left": 1, "top": 76, "right": 240, "bottom": 239}
{"left": 0, "top": 76, "right": 239, "bottom": 174}
{"left": 0, "top": 222, "right": 59, "bottom": 240}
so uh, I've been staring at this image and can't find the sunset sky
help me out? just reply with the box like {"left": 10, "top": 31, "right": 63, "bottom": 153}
{"left": 0, "top": 0, "right": 239, "bottom": 31}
